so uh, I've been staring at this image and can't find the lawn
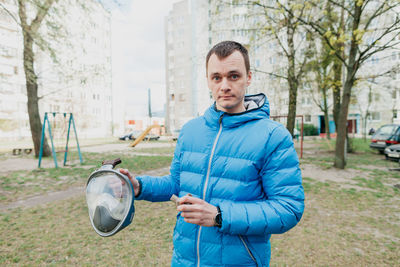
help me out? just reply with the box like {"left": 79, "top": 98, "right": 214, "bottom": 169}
{"left": 0, "top": 139, "right": 399, "bottom": 266}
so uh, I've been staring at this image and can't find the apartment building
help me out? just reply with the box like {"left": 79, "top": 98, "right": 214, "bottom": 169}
{"left": 165, "top": 0, "right": 210, "bottom": 132}
{"left": 0, "top": 0, "right": 113, "bottom": 140}
{"left": 165, "top": 0, "right": 400, "bottom": 135}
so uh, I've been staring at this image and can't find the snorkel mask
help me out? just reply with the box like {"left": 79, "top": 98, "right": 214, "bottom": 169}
{"left": 86, "top": 158, "right": 135, "bottom": 237}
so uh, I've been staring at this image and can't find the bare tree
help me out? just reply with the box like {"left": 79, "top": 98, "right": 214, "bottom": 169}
{"left": 1, "top": 0, "right": 108, "bottom": 157}
{"left": 284, "top": 0, "right": 400, "bottom": 168}
{"left": 247, "top": 0, "right": 314, "bottom": 135}
{"left": 18, "top": 0, "right": 56, "bottom": 157}
{"left": 308, "top": 40, "right": 334, "bottom": 140}
{"left": 212, "top": 0, "right": 314, "bottom": 135}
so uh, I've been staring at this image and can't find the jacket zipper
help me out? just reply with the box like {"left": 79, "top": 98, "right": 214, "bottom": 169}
{"left": 239, "top": 235, "right": 258, "bottom": 266}
{"left": 196, "top": 115, "right": 224, "bottom": 267}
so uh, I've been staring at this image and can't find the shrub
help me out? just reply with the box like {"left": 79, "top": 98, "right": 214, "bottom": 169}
{"left": 303, "top": 124, "right": 318, "bottom": 136}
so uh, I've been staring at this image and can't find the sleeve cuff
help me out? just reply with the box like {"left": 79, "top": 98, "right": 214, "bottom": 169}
{"left": 135, "top": 178, "right": 143, "bottom": 199}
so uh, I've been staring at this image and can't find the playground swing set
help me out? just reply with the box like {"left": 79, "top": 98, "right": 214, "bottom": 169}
{"left": 38, "top": 112, "right": 83, "bottom": 168}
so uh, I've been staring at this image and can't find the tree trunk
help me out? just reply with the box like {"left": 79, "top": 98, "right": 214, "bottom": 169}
{"left": 334, "top": 77, "right": 353, "bottom": 168}
{"left": 287, "top": 80, "right": 298, "bottom": 135}
{"left": 332, "top": 59, "right": 342, "bottom": 131}
{"left": 330, "top": 0, "right": 345, "bottom": 132}
{"left": 22, "top": 32, "right": 51, "bottom": 157}
{"left": 286, "top": 18, "right": 297, "bottom": 135}
{"left": 324, "top": 109, "right": 331, "bottom": 140}
{"left": 362, "top": 115, "right": 367, "bottom": 142}
{"left": 334, "top": 3, "right": 361, "bottom": 169}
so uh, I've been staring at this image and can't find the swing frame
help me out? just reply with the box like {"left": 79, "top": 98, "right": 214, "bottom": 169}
{"left": 38, "top": 112, "right": 83, "bottom": 168}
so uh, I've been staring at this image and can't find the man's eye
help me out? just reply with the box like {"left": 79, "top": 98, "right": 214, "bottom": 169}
{"left": 231, "top": 74, "right": 239, "bottom": 80}
{"left": 213, "top": 76, "right": 221, "bottom": 81}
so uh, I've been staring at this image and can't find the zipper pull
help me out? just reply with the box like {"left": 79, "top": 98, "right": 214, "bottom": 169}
{"left": 218, "top": 114, "right": 224, "bottom": 125}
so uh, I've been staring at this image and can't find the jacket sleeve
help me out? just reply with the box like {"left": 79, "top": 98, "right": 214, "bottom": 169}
{"left": 218, "top": 125, "right": 304, "bottom": 235}
{"left": 135, "top": 135, "right": 182, "bottom": 202}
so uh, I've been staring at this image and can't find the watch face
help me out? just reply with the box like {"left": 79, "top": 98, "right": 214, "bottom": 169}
{"left": 215, "top": 212, "right": 222, "bottom": 227}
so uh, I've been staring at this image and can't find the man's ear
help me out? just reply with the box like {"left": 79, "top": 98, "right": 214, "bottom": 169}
{"left": 246, "top": 71, "right": 252, "bottom": 87}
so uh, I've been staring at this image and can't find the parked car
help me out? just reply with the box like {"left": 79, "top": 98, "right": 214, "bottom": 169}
{"left": 370, "top": 124, "right": 400, "bottom": 153}
{"left": 143, "top": 133, "right": 160, "bottom": 141}
{"left": 119, "top": 130, "right": 141, "bottom": 141}
{"left": 384, "top": 144, "right": 400, "bottom": 162}
{"left": 120, "top": 130, "right": 160, "bottom": 141}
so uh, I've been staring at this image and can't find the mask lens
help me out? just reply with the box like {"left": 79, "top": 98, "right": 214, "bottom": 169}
{"left": 86, "top": 173, "right": 130, "bottom": 233}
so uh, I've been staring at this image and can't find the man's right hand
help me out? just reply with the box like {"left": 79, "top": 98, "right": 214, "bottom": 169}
{"left": 119, "top": 169, "right": 141, "bottom": 197}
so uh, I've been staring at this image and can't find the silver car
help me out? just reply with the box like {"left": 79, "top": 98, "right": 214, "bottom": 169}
{"left": 384, "top": 144, "right": 400, "bottom": 162}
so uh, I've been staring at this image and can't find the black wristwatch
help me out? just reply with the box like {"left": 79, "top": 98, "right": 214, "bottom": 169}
{"left": 214, "top": 206, "right": 222, "bottom": 228}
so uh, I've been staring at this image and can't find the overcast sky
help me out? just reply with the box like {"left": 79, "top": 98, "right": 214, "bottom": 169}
{"left": 111, "top": 0, "right": 180, "bottom": 117}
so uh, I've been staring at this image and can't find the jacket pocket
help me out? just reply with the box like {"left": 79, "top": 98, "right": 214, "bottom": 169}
{"left": 239, "top": 235, "right": 258, "bottom": 266}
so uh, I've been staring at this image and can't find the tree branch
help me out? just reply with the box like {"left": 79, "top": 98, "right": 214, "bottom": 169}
{"left": 30, "top": 0, "right": 56, "bottom": 33}
{"left": 252, "top": 68, "right": 288, "bottom": 80}
{"left": 326, "top": 0, "right": 354, "bottom": 19}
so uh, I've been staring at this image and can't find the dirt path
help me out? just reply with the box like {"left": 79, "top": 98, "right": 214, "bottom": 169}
{"left": 0, "top": 166, "right": 170, "bottom": 211}
{"left": 0, "top": 141, "right": 175, "bottom": 173}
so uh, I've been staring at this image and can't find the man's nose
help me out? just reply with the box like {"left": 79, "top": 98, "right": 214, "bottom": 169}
{"left": 220, "top": 77, "right": 230, "bottom": 91}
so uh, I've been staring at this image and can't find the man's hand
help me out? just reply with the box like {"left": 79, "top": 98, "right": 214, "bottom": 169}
{"left": 119, "top": 169, "right": 141, "bottom": 197}
{"left": 177, "top": 195, "right": 218, "bottom": 227}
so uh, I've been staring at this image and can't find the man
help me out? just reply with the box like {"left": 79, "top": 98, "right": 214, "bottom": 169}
{"left": 120, "top": 41, "right": 304, "bottom": 267}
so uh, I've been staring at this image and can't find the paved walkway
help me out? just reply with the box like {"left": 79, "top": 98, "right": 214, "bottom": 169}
{"left": 0, "top": 166, "right": 170, "bottom": 211}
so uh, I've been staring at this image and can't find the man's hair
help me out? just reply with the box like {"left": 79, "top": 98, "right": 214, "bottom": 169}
{"left": 206, "top": 41, "right": 250, "bottom": 73}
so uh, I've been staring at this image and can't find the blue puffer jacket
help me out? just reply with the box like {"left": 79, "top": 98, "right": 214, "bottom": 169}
{"left": 136, "top": 93, "right": 304, "bottom": 267}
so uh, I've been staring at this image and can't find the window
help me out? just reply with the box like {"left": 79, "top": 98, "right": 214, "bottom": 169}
{"left": 305, "top": 115, "right": 311, "bottom": 122}
{"left": 269, "top": 57, "right": 275, "bottom": 64}
{"left": 394, "top": 110, "right": 398, "bottom": 119}
{"left": 302, "top": 97, "right": 312, "bottom": 106}
{"left": 370, "top": 111, "right": 380, "bottom": 121}
{"left": 0, "top": 44, "right": 17, "bottom": 57}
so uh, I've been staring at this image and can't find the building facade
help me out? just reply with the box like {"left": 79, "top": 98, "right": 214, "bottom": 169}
{"left": 165, "top": 0, "right": 211, "bottom": 132}
{"left": 0, "top": 0, "right": 113, "bottom": 140}
{"left": 165, "top": 0, "right": 400, "bottom": 135}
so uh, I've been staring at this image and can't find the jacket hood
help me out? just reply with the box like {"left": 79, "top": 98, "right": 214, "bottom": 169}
{"left": 204, "top": 93, "right": 270, "bottom": 129}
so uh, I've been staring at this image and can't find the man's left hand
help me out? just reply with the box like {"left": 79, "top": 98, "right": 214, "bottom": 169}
{"left": 177, "top": 195, "right": 218, "bottom": 227}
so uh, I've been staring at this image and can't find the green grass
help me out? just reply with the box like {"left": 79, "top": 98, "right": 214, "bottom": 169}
{"left": 1, "top": 176, "right": 398, "bottom": 266}
{"left": 0, "top": 198, "right": 176, "bottom": 266}
{"left": 0, "top": 153, "right": 172, "bottom": 204}
{"left": 133, "top": 146, "right": 176, "bottom": 155}
{"left": 317, "top": 137, "right": 375, "bottom": 153}
{"left": 1, "top": 140, "right": 400, "bottom": 266}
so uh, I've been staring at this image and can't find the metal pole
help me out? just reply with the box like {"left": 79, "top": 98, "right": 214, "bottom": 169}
{"left": 63, "top": 113, "right": 72, "bottom": 166}
{"left": 148, "top": 88, "right": 152, "bottom": 126}
{"left": 71, "top": 114, "right": 83, "bottom": 164}
{"left": 38, "top": 112, "right": 47, "bottom": 168}
{"left": 300, "top": 115, "right": 304, "bottom": 159}
{"left": 47, "top": 114, "right": 58, "bottom": 168}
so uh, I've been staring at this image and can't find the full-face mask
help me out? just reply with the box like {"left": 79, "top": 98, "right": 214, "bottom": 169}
{"left": 86, "top": 158, "right": 135, "bottom": 237}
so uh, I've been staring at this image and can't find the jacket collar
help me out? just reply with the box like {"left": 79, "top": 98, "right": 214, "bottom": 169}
{"left": 204, "top": 93, "right": 270, "bottom": 129}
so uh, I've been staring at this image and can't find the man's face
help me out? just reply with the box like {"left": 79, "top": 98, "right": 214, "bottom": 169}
{"left": 207, "top": 51, "right": 251, "bottom": 114}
